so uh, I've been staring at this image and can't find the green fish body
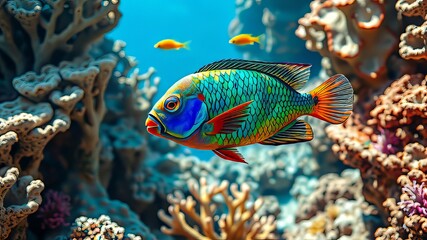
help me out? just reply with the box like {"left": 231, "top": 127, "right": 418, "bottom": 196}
{"left": 146, "top": 59, "right": 353, "bottom": 163}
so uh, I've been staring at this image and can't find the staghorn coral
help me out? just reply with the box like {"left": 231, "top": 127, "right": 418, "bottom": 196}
{"left": 296, "top": 0, "right": 399, "bottom": 88}
{"left": 0, "top": 166, "right": 44, "bottom": 239}
{"left": 158, "top": 177, "right": 277, "bottom": 240}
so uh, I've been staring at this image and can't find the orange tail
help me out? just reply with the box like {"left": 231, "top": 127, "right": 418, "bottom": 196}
{"left": 309, "top": 74, "right": 353, "bottom": 124}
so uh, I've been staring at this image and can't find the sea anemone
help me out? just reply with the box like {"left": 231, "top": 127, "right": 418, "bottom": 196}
{"left": 36, "top": 190, "right": 71, "bottom": 229}
{"left": 398, "top": 181, "right": 427, "bottom": 216}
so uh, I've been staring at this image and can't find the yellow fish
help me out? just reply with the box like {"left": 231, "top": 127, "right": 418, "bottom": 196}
{"left": 229, "top": 34, "right": 264, "bottom": 46}
{"left": 154, "top": 39, "right": 190, "bottom": 50}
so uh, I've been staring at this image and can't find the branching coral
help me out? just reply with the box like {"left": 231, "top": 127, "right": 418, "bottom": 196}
{"left": 296, "top": 0, "right": 399, "bottom": 88}
{"left": 0, "top": 166, "right": 44, "bottom": 238}
{"left": 158, "top": 177, "right": 277, "bottom": 240}
{"left": 0, "top": 0, "right": 121, "bottom": 102}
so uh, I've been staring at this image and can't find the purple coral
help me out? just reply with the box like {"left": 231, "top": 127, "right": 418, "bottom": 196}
{"left": 36, "top": 190, "right": 71, "bottom": 229}
{"left": 398, "top": 181, "right": 427, "bottom": 216}
{"left": 373, "top": 127, "right": 400, "bottom": 154}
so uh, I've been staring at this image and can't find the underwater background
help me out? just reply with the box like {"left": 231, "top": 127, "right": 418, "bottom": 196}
{"left": 0, "top": 0, "right": 426, "bottom": 239}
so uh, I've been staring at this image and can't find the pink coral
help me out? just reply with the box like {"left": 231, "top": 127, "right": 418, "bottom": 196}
{"left": 36, "top": 190, "right": 71, "bottom": 229}
{"left": 398, "top": 181, "right": 427, "bottom": 217}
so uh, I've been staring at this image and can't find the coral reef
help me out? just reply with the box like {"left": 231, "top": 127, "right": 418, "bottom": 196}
{"left": 396, "top": 0, "right": 427, "bottom": 60}
{"left": 326, "top": 73, "right": 427, "bottom": 238}
{"left": 296, "top": 0, "right": 400, "bottom": 89}
{"left": 69, "top": 215, "right": 142, "bottom": 240}
{"left": 36, "top": 190, "right": 71, "bottom": 230}
{"left": 285, "top": 169, "right": 379, "bottom": 239}
{"left": 0, "top": 0, "right": 121, "bottom": 102}
{"left": 158, "top": 177, "right": 277, "bottom": 240}
{"left": 0, "top": 0, "right": 161, "bottom": 238}
{"left": 0, "top": 166, "right": 44, "bottom": 239}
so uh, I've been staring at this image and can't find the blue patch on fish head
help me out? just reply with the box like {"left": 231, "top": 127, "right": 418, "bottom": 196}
{"left": 149, "top": 93, "right": 208, "bottom": 139}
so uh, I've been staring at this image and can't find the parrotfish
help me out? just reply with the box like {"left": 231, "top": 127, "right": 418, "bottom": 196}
{"left": 145, "top": 59, "right": 353, "bottom": 163}
{"left": 229, "top": 34, "right": 264, "bottom": 46}
{"left": 154, "top": 39, "right": 190, "bottom": 50}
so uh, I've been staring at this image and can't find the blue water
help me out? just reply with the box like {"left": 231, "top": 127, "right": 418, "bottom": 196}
{"left": 109, "top": 0, "right": 241, "bottom": 160}
{"left": 109, "top": 0, "right": 240, "bottom": 97}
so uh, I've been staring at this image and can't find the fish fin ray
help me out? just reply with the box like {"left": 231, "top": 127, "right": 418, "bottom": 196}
{"left": 195, "top": 59, "right": 310, "bottom": 90}
{"left": 213, "top": 148, "right": 247, "bottom": 163}
{"left": 205, "top": 100, "right": 252, "bottom": 135}
{"left": 309, "top": 74, "right": 354, "bottom": 124}
{"left": 182, "top": 41, "right": 191, "bottom": 50}
{"left": 256, "top": 34, "right": 266, "bottom": 48}
{"left": 259, "top": 119, "right": 313, "bottom": 145}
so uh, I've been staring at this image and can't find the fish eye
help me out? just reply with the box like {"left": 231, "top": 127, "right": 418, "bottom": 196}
{"left": 164, "top": 95, "right": 180, "bottom": 112}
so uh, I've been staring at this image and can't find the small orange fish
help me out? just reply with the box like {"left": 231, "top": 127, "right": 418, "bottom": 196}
{"left": 229, "top": 34, "right": 264, "bottom": 46}
{"left": 154, "top": 39, "right": 190, "bottom": 50}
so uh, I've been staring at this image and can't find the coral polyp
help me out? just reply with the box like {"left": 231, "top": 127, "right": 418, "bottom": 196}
{"left": 398, "top": 181, "right": 427, "bottom": 217}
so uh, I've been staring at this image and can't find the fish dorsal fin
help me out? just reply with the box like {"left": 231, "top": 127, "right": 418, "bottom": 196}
{"left": 196, "top": 59, "right": 311, "bottom": 90}
{"left": 259, "top": 119, "right": 313, "bottom": 145}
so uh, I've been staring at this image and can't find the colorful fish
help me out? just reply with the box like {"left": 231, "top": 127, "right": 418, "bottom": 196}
{"left": 154, "top": 39, "right": 190, "bottom": 50}
{"left": 229, "top": 34, "right": 264, "bottom": 46}
{"left": 145, "top": 59, "right": 353, "bottom": 163}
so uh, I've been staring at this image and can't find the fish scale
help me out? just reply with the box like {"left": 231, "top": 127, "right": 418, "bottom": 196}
{"left": 146, "top": 59, "right": 354, "bottom": 163}
{"left": 192, "top": 69, "right": 311, "bottom": 146}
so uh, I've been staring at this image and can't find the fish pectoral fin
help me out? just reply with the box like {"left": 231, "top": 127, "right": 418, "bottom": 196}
{"left": 260, "top": 119, "right": 313, "bottom": 145}
{"left": 213, "top": 148, "right": 247, "bottom": 164}
{"left": 205, "top": 100, "right": 253, "bottom": 135}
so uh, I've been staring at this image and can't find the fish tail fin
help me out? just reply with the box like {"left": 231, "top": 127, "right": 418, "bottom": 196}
{"left": 255, "top": 34, "right": 265, "bottom": 48}
{"left": 308, "top": 74, "right": 353, "bottom": 124}
{"left": 182, "top": 41, "right": 191, "bottom": 50}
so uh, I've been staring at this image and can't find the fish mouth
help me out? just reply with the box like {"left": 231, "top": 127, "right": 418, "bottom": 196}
{"left": 146, "top": 113, "right": 164, "bottom": 135}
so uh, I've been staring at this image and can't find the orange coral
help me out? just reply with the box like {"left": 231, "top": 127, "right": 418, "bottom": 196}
{"left": 296, "top": 0, "right": 398, "bottom": 88}
{"left": 158, "top": 177, "right": 277, "bottom": 240}
{"left": 327, "top": 74, "right": 427, "bottom": 238}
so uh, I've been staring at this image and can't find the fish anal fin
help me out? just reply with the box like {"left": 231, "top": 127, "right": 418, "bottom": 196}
{"left": 195, "top": 59, "right": 311, "bottom": 90}
{"left": 213, "top": 148, "right": 247, "bottom": 164}
{"left": 205, "top": 100, "right": 252, "bottom": 135}
{"left": 260, "top": 119, "right": 313, "bottom": 145}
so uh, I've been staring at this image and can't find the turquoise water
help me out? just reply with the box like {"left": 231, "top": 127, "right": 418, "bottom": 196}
{"left": 109, "top": 0, "right": 241, "bottom": 159}
{"left": 109, "top": 0, "right": 241, "bottom": 99}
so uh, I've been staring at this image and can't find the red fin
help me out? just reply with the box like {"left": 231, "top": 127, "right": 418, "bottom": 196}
{"left": 213, "top": 148, "right": 247, "bottom": 164}
{"left": 309, "top": 74, "right": 354, "bottom": 124}
{"left": 206, "top": 100, "right": 252, "bottom": 135}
